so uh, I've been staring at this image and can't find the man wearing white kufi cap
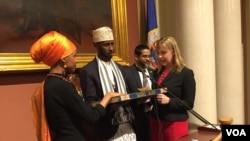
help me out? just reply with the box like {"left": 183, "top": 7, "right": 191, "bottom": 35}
{"left": 79, "top": 26, "right": 136, "bottom": 141}
{"left": 92, "top": 26, "right": 114, "bottom": 43}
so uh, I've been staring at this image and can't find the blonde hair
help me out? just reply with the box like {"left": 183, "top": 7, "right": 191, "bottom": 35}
{"left": 155, "top": 37, "right": 185, "bottom": 73}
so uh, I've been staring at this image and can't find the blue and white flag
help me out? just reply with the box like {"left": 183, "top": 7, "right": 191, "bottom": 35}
{"left": 147, "top": 0, "right": 160, "bottom": 69}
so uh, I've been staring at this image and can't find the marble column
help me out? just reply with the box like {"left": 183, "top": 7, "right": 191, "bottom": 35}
{"left": 214, "top": 0, "right": 244, "bottom": 124}
{"left": 175, "top": 0, "right": 217, "bottom": 130}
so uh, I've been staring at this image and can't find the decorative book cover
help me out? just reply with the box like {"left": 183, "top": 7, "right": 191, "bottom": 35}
{"left": 109, "top": 87, "right": 167, "bottom": 103}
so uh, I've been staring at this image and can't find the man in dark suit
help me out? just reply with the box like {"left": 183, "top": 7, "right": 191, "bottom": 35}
{"left": 79, "top": 26, "right": 136, "bottom": 141}
{"left": 124, "top": 44, "right": 155, "bottom": 141}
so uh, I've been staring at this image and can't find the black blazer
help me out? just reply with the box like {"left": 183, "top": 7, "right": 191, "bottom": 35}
{"left": 124, "top": 64, "right": 155, "bottom": 141}
{"left": 124, "top": 64, "right": 155, "bottom": 93}
{"left": 79, "top": 58, "right": 130, "bottom": 102}
{"left": 152, "top": 66, "right": 196, "bottom": 121}
{"left": 79, "top": 58, "right": 132, "bottom": 140}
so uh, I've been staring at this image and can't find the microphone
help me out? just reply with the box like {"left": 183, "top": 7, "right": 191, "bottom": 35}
{"left": 146, "top": 74, "right": 220, "bottom": 131}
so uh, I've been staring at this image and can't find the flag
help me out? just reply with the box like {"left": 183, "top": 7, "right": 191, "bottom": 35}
{"left": 147, "top": 0, "right": 160, "bottom": 69}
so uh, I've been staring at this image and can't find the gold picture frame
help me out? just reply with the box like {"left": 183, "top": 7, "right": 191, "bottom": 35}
{"left": 0, "top": 0, "right": 129, "bottom": 73}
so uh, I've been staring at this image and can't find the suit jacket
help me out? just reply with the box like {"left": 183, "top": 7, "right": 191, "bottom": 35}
{"left": 79, "top": 58, "right": 132, "bottom": 140}
{"left": 124, "top": 64, "right": 155, "bottom": 93}
{"left": 152, "top": 66, "right": 196, "bottom": 121}
{"left": 124, "top": 64, "right": 155, "bottom": 141}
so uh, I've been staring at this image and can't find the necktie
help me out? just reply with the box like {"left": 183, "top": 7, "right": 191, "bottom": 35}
{"left": 142, "top": 70, "right": 149, "bottom": 87}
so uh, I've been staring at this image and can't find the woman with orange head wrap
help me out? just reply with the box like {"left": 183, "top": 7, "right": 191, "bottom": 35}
{"left": 30, "top": 31, "right": 122, "bottom": 141}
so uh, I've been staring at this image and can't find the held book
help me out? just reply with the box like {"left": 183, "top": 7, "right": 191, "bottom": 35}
{"left": 109, "top": 87, "right": 167, "bottom": 104}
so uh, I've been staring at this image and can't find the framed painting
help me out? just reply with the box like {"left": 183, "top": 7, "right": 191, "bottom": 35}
{"left": 0, "top": 0, "right": 129, "bottom": 73}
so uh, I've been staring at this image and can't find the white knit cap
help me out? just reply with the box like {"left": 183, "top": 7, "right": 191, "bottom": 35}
{"left": 92, "top": 26, "right": 114, "bottom": 43}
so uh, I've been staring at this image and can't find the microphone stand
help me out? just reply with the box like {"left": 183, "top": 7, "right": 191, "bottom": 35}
{"left": 146, "top": 74, "right": 220, "bottom": 131}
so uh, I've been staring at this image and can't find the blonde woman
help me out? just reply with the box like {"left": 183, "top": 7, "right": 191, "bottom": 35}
{"left": 150, "top": 37, "right": 196, "bottom": 141}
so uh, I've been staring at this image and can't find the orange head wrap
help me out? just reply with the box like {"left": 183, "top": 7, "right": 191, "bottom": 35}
{"left": 30, "top": 31, "right": 77, "bottom": 66}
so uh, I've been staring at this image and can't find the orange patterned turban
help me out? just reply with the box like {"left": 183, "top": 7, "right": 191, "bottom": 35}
{"left": 30, "top": 31, "right": 77, "bottom": 66}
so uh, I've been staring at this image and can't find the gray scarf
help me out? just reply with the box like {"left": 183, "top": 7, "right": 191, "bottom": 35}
{"left": 97, "top": 56, "right": 127, "bottom": 94}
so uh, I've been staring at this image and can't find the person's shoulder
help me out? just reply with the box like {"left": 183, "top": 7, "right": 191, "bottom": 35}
{"left": 123, "top": 64, "right": 136, "bottom": 72}
{"left": 148, "top": 67, "right": 155, "bottom": 72}
{"left": 114, "top": 62, "right": 129, "bottom": 70}
{"left": 114, "top": 61, "right": 123, "bottom": 67}
{"left": 181, "top": 66, "right": 194, "bottom": 76}
{"left": 124, "top": 64, "right": 135, "bottom": 69}
{"left": 80, "top": 59, "right": 97, "bottom": 70}
{"left": 148, "top": 67, "right": 155, "bottom": 75}
{"left": 153, "top": 68, "right": 159, "bottom": 73}
{"left": 182, "top": 66, "right": 193, "bottom": 72}
{"left": 45, "top": 77, "right": 69, "bottom": 88}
